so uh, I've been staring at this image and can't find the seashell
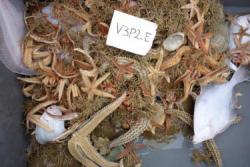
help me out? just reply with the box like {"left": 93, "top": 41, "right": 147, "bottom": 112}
{"left": 35, "top": 105, "right": 65, "bottom": 144}
{"left": 163, "top": 32, "right": 185, "bottom": 51}
{"left": 210, "top": 22, "right": 229, "bottom": 53}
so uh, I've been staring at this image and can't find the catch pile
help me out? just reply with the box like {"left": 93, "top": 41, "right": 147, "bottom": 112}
{"left": 18, "top": 0, "right": 250, "bottom": 167}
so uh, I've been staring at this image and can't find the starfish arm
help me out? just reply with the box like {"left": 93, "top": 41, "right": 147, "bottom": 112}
{"left": 93, "top": 89, "right": 115, "bottom": 99}
{"left": 94, "top": 72, "right": 110, "bottom": 87}
{"left": 27, "top": 114, "right": 53, "bottom": 132}
{"left": 68, "top": 137, "right": 116, "bottom": 167}
{"left": 155, "top": 49, "right": 164, "bottom": 71}
{"left": 80, "top": 70, "right": 91, "bottom": 86}
{"left": 81, "top": 87, "right": 88, "bottom": 92}
{"left": 74, "top": 48, "right": 96, "bottom": 68}
{"left": 78, "top": 92, "right": 127, "bottom": 136}
{"left": 181, "top": 4, "right": 194, "bottom": 9}
{"left": 150, "top": 81, "right": 156, "bottom": 97}
{"left": 88, "top": 92, "right": 95, "bottom": 101}
{"left": 82, "top": 137, "right": 119, "bottom": 167}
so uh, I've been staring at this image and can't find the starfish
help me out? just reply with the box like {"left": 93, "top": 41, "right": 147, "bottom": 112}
{"left": 80, "top": 70, "right": 115, "bottom": 100}
{"left": 231, "top": 42, "right": 250, "bottom": 65}
{"left": 160, "top": 46, "right": 191, "bottom": 70}
{"left": 147, "top": 49, "right": 165, "bottom": 97}
{"left": 198, "top": 66, "right": 228, "bottom": 86}
{"left": 174, "top": 70, "right": 199, "bottom": 102}
{"left": 186, "top": 23, "right": 213, "bottom": 55}
{"left": 68, "top": 92, "right": 127, "bottom": 167}
{"left": 112, "top": 58, "right": 134, "bottom": 80}
{"left": 233, "top": 25, "right": 250, "bottom": 42}
{"left": 181, "top": 0, "right": 199, "bottom": 19}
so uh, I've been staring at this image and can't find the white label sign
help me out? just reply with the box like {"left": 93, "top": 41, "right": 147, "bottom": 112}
{"left": 106, "top": 10, "right": 158, "bottom": 56}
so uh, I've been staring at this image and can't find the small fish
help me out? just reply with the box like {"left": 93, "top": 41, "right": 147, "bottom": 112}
{"left": 193, "top": 66, "right": 250, "bottom": 143}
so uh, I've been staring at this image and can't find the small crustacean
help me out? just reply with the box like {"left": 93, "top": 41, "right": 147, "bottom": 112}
{"left": 203, "top": 139, "right": 222, "bottom": 167}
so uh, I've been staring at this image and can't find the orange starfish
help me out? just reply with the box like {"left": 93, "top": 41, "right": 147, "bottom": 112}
{"left": 112, "top": 59, "right": 134, "bottom": 80}
{"left": 186, "top": 23, "right": 213, "bottom": 55}
{"left": 80, "top": 70, "right": 115, "bottom": 100}
{"left": 175, "top": 70, "right": 199, "bottom": 102}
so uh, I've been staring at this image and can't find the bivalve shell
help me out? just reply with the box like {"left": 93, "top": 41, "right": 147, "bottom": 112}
{"left": 163, "top": 32, "right": 185, "bottom": 51}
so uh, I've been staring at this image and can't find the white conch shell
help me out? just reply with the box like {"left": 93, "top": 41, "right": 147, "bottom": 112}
{"left": 35, "top": 105, "right": 65, "bottom": 144}
{"left": 163, "top": 32, "right": 185, "bottom": 51}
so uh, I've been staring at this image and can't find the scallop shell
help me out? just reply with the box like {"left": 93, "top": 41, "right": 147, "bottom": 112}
{"left": 163, "top": 32, "right": 185, "bottom": 51}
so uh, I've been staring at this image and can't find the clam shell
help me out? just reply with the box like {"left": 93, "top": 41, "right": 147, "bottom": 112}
{"left": 163, "top": 32, "right": 185, "bottom": 51}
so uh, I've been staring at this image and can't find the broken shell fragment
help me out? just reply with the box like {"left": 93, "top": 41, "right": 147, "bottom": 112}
{"left": 35, "top": 105, "right": 65, "bottom": 144}
{"left": 163, "top": 32, "right": 185, "bottom": 51}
